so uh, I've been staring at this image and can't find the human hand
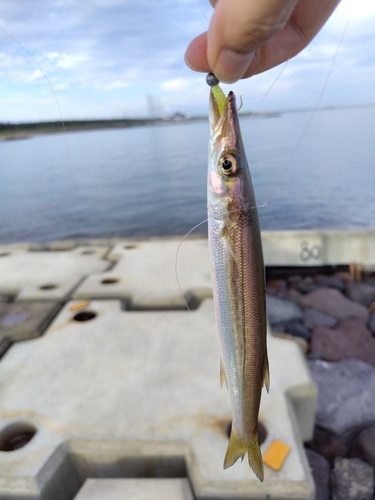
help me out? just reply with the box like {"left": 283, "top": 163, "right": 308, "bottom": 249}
{"left": 185, "top": 0, "right": 341, "bottom": 83}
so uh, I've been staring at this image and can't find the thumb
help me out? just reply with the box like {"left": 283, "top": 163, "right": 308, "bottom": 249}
{"left": 207, "top": 0, "right": 298, "bottom": 83}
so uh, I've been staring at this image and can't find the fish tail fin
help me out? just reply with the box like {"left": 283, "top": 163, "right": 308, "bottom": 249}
{"left": 224, "top": 429, "right": 264, "bottom": 482}
{"left": 248, "top": 437, "right": 264, "bottom": 482}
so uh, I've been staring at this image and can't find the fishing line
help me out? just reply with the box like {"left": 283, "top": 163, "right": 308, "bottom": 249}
{"left": 0, "top": 26, "right": 71, "bottom": 210}
{"left": 259, "top": 11, "right": 353, "bottom": 209}
{"left": 176, "top": 28, "right": 289, "bottom": 336}
{"left": 178, "top": 1, "right": 351, "bottom": 334}
{"left": 198, "top": 0, "right": 213, "bottom": 24}
{"left": 175, "top": 218, "right": 214, "bottom": 342}
{"left": 246, "top": 59, "right": 289, "bottom": 123}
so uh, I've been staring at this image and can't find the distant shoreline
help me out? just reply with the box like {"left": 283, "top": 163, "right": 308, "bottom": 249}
{"left": 0, "top": 112, "right": 280, "bottom": 141}
{"left": 1, "top": 103, "right": 374, "bottom": 141}
{"left": 0, "top": 117, "right": 203, "bottom": 141}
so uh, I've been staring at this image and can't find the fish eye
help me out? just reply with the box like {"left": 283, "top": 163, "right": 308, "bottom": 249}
{"left": 220, "top": 154, "right": 237, "bottom": 175}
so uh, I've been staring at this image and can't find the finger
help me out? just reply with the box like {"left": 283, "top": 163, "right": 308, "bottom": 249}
{"left": 208, "top": 0, "right": 299, "bottom": 82}
{"left": 241, "top": 0, "right": 341, "bottom": 77}
{"left": 184, "top": 32, "right": 210, "bottom": 73}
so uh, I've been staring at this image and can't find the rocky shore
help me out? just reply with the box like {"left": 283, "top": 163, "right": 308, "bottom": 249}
{"left": 266, "top": 269, "right": 375, "bottom": 499}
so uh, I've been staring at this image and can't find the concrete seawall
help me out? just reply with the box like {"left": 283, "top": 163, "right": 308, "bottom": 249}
{"left": 0, "top": 229, "right": 374, "bottom": 499}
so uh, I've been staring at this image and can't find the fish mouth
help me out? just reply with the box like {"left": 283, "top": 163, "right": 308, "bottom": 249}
{"left": 209, "top": 90, "right": 233, "bottom": 129}
{"left": 209, "top": 90, "right": 236, "bottom": 129}
{"left": 209, "top": 90, "right": 240, "bottom": 150}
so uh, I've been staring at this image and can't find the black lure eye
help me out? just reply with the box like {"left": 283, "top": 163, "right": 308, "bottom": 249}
{"left": 220, "top": 154, "right": 237, "bottom": 175}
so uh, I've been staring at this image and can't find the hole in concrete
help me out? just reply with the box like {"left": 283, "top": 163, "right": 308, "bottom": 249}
{"left": 81, "top": 250, "right": 95, "bottom": 255}
{"left": 101, "top": 278, "right": 120, "bottom": 285}
{"left": 0, "top": 422, "right": 36, "bottom": 452}
{"left": 124, "top": 244, "right": 138, "bottom": 250}
{"left": 226, "top": 421, "right": 267, "bottom": 445}
{"left": 0, "top": 253, "right": 10, "bottom": 257}
{"left": 73, "top": 310, "right": 97, "bottom": 322}
{"left": 39, "top": 284, "right": 58, "bottom": 290}
{"left": 258, "top": 422, "right": 267, "bottom": 444}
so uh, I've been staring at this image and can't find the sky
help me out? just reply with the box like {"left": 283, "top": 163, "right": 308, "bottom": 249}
{"left": 1, "top": 0, "right": 375, "bottom": 122}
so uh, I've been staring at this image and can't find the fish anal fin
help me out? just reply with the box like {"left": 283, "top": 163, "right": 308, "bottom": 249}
{"left": 220, "top": 358, "right": 228, "bottom": 389}
{"left": 224, "top": 429, "right": 264, "bottom": 482}
{"left": 263, "top": 354, "right": 270, "bottom": 393}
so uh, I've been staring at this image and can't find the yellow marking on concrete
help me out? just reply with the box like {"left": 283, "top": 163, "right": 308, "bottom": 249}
{"left": 263, "top": 440, "right": 291, "bottom": 471}
{"left": 69, "top": 300, "right": 89, "bottom": 311}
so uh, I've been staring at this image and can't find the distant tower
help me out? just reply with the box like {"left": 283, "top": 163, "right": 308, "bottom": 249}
{"left": 147, "top": 95, "right": 162, "bottom": 118}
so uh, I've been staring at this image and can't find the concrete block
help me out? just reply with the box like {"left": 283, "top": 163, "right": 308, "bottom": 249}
{"left": 262, "top": 229, "right": 375, "bottom": 267}
{"left": 0, "top": 302, "right": 62, "bottom": 357}
{"left": 0, "top": 246, "right": 110, "bottom": 301}
{"left": 74, "top": 479, "right": 194, "bottom": 500}
{"left": 0, "top": 243, "right": 30, "bottom": 255}
{"left": 0, "top": 299, "right": 316, "bottom": 499}
{"left": 0, "top": 419, "right": 67, "bottom": 499}
{"left": 73, "top": 240, "right": 212, "bottom": 309}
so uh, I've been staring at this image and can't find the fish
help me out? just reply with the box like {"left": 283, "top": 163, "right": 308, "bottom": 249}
{"left": 207, "top": 78, "right": 269, "bottom": 482}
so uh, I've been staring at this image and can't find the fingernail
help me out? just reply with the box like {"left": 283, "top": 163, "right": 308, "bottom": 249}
{"left": 214, "top": 49, "right": 254, "bottom": 83}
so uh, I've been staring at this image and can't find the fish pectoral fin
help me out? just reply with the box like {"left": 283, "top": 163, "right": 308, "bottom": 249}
{"left": 263, "top": 354, "right": 270, "bottom": 393}
{"left": 220, "top": 358, "right": 228, "bottom": 389}
{"left": 224, "top": 429, "right": 264, "bottom": 482}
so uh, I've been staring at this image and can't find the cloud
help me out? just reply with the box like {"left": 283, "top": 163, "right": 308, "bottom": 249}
{"left": 161, "top": 78, "right": 191, "bottom": 91}
{"left": 0, "top": 0, "right": 374, "bottom": 121}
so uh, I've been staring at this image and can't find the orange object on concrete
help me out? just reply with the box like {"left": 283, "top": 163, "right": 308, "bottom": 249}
{"left": 263, "top": 440, "right": 291, "bottom": 471}
{"left": 69, "top": 301, "right": 89, "bottom": 312}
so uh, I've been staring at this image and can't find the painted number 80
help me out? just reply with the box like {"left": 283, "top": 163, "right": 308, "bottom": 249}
{"left": 299, "top": 241, "right": 321, "bottom": 262}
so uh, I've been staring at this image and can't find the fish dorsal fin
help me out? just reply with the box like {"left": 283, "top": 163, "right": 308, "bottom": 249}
{"left": 220, "top": 358, "right": 228, "bottom": 389}
{"left": 263, "top": 354, "right": 270, "bottom": 393}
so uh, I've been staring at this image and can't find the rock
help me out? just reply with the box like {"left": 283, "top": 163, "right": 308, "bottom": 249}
{"left": 306, "top": 426, "right": 347, "bottom": 466}
{"left": 308, "top": 359, "right": 375, "bottom": 435}
{"left": 266, "top": 295, "right": 302, "bottom": 326}
{"left": 287, "top": 274, "right": 302, "bottom": 286}
{"left": 285, "top": 320, "right": 311, "bottom": 341}
{"left": 266, "top": 284, "right": 279, "bottom": 296}
{"left": 305, "top": 449, "right": 330, "bottom": 500}
{"left": 315, "top": 274, "right": 346, "bottom": 291}
{"left": 300, "top": 287, "right": 368, "bottom": 322}
{"left": 266, "top": 280, "right": 287, "bottom": 298}
{"left": 270, "top": 322, "right": 285, "bottom": 333}
{"left": 272, "top": 332, "right": 309, "bottom": 354}
{"left": 285, "top": 287, "right": 302, "bottom": 303}
{"left": 303, "top": 307, "right": 338, "bottom": 330}
{"left": 310, "top": 318, "right": 375, "bottom": 368}
{"left": 368, "top": 313, "right": 375, "bottom": 336}
{"left": 330, "top": 458, "right": 374, "bottom": 500}
{"left": 306, "top": 351, "right": 322, "bottom": 360}
{"left": 347, "top": 282, "right": 375, "bottom": 308}
{"left": 349, "top": 424, "right": 375, "bottom": 471}
{"left": 297, "top": 276, "right": 319, "bottom": 294}
{"left": 363, "top": 273, "right": 375, "bottom": 287}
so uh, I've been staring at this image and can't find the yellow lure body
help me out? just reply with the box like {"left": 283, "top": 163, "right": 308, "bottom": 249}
{"left": 211, "top": 84, "right": 226, "bottom": 116}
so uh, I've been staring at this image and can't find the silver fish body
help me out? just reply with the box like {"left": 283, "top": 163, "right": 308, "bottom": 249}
{"left": 208, "top": 90, "right": 269, "bottom": 481}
